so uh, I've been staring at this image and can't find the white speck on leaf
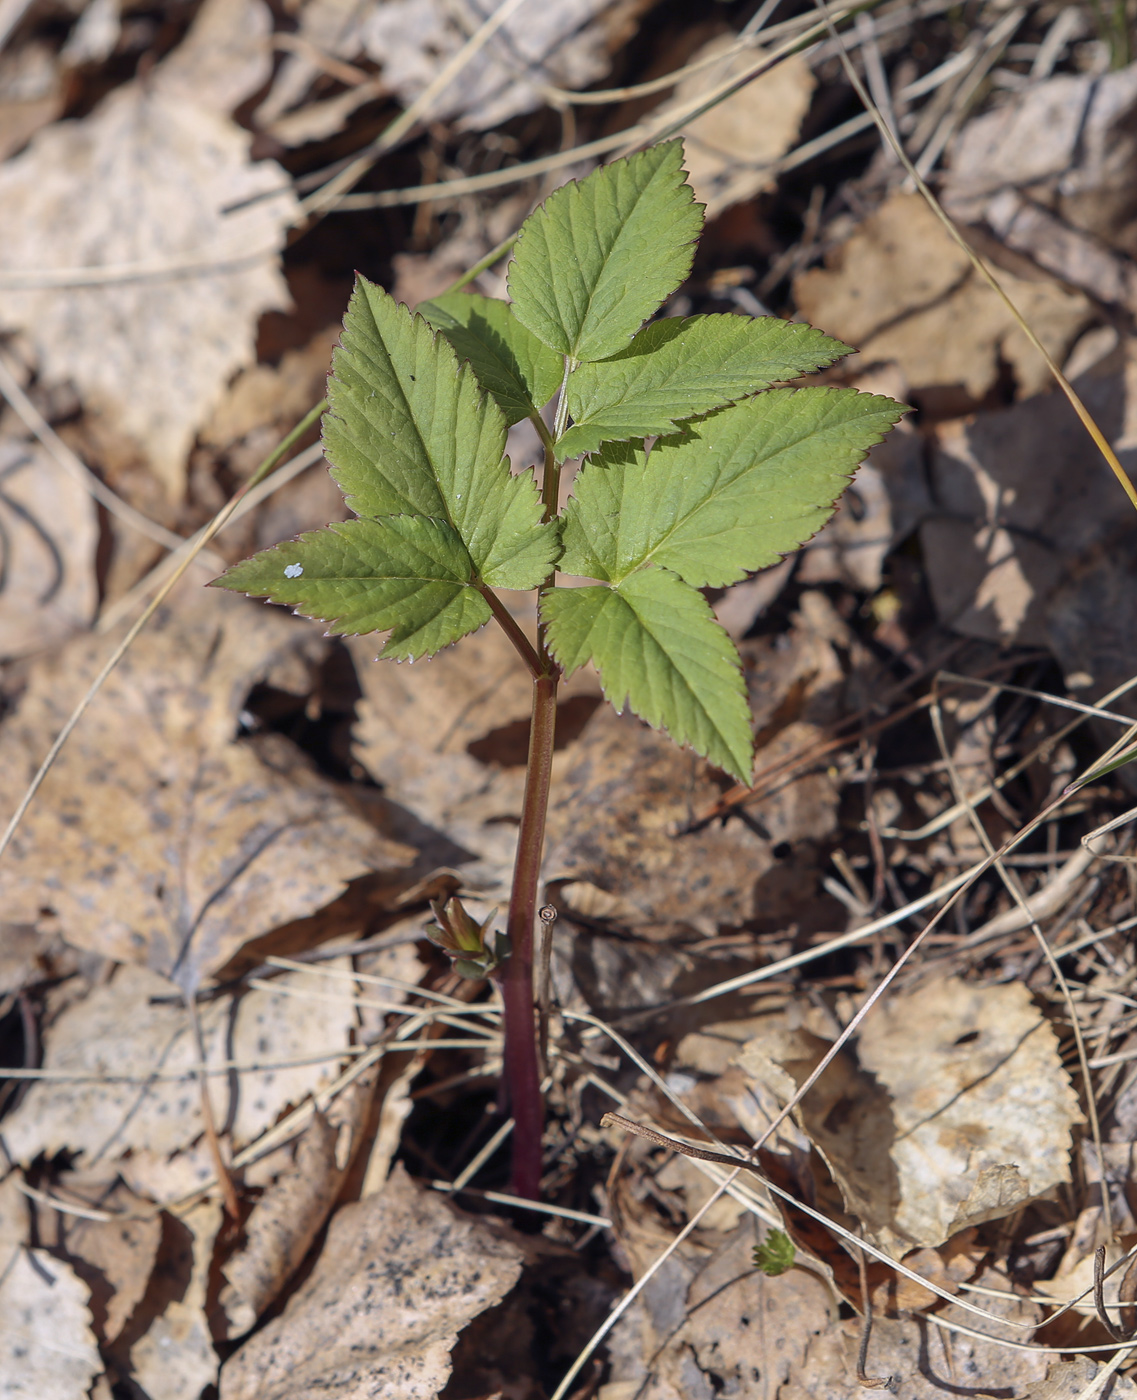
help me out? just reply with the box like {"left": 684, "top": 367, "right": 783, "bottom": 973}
{"left": 284, "top": 563, "right": 303, "bottom": 578}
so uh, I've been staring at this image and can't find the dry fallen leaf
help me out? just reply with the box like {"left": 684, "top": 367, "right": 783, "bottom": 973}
{"left": 605, "top": 1220, "right": 834, "bottom": 1400}
{"left": 794, "top": 192, "right": 1093, "bottom": 401}
{"left": 944, "top": 62, "right": 1137, "bottom": 258}
{"left": 0, "top": 588, "right": 418, "bottom": 991}
{"left": 1026, "top": 1358, "right": 1137, "bottom": 1400}
{"left": 129, "top": 1196, "right": 223, "bottom": 1400}
{"left": 741, "top": 978, "right": 1081, "bottom": 1256}
{"left": 921, "top": 334, "right": 1137, "bottom": 650}
{"left": 0, "top": 38, "right": 63, "bottom": 163}
{"left": 546, "top": 592, "right": 851, "bottom": 942}
{"left": 0, "top": 1183, "right": 103, "bottom": 1400}
{"left": 220, "top": 1163, "right": 524, "bottom": 1400}
{"left": 0, "top": 958, "right": 366, "bottom": 1170}
{"left": 218, "top": 1091, "right": 369, "bottom": 1339}
{"left": 655, "top": 34, "right": 814, "bottom": 218}
{"left": 856, "top": 978, "right": 1082, "bottom": 1250}
{"left": 0, "top": 437, "right": 97, "bottom": 659}
{"left": 362, "top": 0, "right": 645, "bottom": 132}
{"left": 0, "top": 0, "right": 295, "bottom": 496}
{"left": 36, "top": 1174, "right": 163, "bottom": 1348}
{"left": 780, "top": 1268, "right": 1045, "bottom": 1399}
{"left": 544, "top": 704, "right": 775, "bottom": 940}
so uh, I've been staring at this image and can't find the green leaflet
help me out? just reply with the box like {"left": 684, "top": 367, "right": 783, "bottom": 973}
{"left": 556, "top": 315, "right": 851, "bottom": 461}
{"left": 323, "top": 277, "right": 557, "bottom": 589}
{"left": 418, "top": 291, "right": 563, "bottom": 426}
{"left": 541, "top": 567, "right": 753, "bottom": 781}
{"left": 211, "top": 516, "right": 491, "bottom": 662}
{"left": 753, "top": 1230, "right": 796, "bottom": 1277}
{"left": 559, "top": 388, "right": 906, "bottom": 588}
{"left": 507, "top": 142, "right": 703, "bottom": 364}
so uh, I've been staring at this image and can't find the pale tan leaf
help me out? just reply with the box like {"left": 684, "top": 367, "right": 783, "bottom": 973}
{"left": 741, "top": 979, "right": 1082, "bottom": 1255}
{"left": 0, "top": 590, "right": 417, "bottom": 989}
{"left": 0, "top": 1248, "right": 102, "bottom": 1400}
{"left": 361, "top": 0, "right": 641, "bottom": 133}
{"left": 129, "top": 1197, "right": 222, "bottom": 1400}
{"left": 0, "top": 438, "right": 97, "bottom": 659}
{"left": 653, "top": 34, "right": 814, "bottom": 218}
{"left": 780, "top": 1269, "right": 1044, "bottom": 1400}
{"left": 794, "top": 192, "right": 1093, "bottom": 400}
{"left": 220, "top": 1164, "right": 524, "bottom": 1400}
{"left": 605, "top": 1222, "right": 834, "bottom": 1400}
{"left": 0, "top": 8, "right": 296, "bottom": 496}
{"left": 156, "top": 0, "right": 274, "bottom": 115}
{"left": 853, "top": 979, "right": 1081, "bottom": 1250}
{"left": 218, "top": 1074, "right": 379, "bottom": 1340}
{"left": 45, "top": 1176, "right": 163, "bottom": 1345}
{"left": 0, "top": 959, "right": 364, "bottom": 1166}
{"left": 1026, "top": 1359, "right": 1137, "bottom": 1400}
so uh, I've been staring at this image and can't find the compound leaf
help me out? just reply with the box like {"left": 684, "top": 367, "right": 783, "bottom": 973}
{"left": 507, "top": 141, "right": 703, "bottom": 363}
{"left": 559, "top": 388, "right": 906, "bottom": 588}
{"left": 211, "top": 516, "right": 490, "bottom": 661}
{"left": 323, "top": 277, "right": 557, "bottom": 589}
{"left": 556, "top": 315, "right": 851, "bottom": 460}
{"left": 541, "top": 567, "right": 752, "bottom": 781}
{"left": 418, "top": 291, "right": 563, "bottom": 426}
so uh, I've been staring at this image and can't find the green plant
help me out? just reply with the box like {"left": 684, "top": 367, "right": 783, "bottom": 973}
{"left": 213, "top": 140, "right": 904, "bottom": 1199}
{"left": 753, "top": 1228, "right": 796, "bottom": 1276}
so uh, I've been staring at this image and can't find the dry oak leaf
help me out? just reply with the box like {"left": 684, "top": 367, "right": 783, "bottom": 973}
{"left": 604, "top": 1220, "right": 834, "bottom": 1400}
{"left": 740, "top": 978, "right": 1081, "bottom": 1257}
{"left": 219, "top": 1163, "right": 524, "bottom": 1400}
{"left": 47, "top": 1176, "right": 163, "bottom": 1347}
{"left": 0, "top": 960, "right": 363, "bottom": 1168}
{"left": 794, "top": 192, "right": 1092, "bottom": 400}
{"left": 0, "top": 589, "right": 416, "bottom": 991}
{"left": 362, "top": 0, "right": 644, "bottom": 133}
{"left": 0, "top": 0, "right": 295, "bottom": 496}
{"left": 218, "top": 1108, "right": 352, "bottom": 1339}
